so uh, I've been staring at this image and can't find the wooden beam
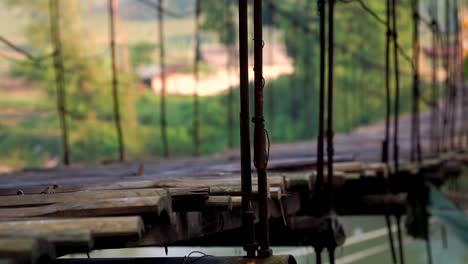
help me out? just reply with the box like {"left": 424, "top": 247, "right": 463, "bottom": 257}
{"left": 0, "top": 196, "right": 169, "bottom": 218}
{"left": 0, "top": 237, "right": 55, "bottom": 264}
{"left": 0, "top": 217, "right": 144, "bottom": 238}
{"left": 0, "top": 189, "right": 169, "bottom": 208}
{"left": 0, "top": 230, "right": 92, "bottom": 257}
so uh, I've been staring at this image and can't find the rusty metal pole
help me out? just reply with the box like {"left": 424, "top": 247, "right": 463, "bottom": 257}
{"left": 383, "top": 0, "right": 391, "bottom": 165}
{"left": 326, "top": 0, "right": 335, "bottom": 207}
{"left": 317, "top": 0, "right": 326, "bottom": 190}
{"left": 193, "top": 0, "right": 201, "bottom": 157}
{"left": 452, "top": 1, "right": 459, "bottom": 150}
{"left": 227, "top": 0, "right": 234, "bottom": 149}
{"left": 442, "top": 0, "right": 450, "bottom": 152}
{"left": 49, "top": 0, "right": 70, "bottom": 166}
{"left": 253, "top": 0, "right": 271, "bottom": 258}
{"left": 391, "top": 0, "right": 401, "bottom": 176}
{"left": 108, "top": 0, "right": 125, "bottom": 162}
{"left": 430, "top": 0, "right": 440, "bottom": 155}
{"left": 238, "top": 0, "right": 257, "bottom": 258}
{"left": 383, "top": 3, "right": 397, "bottom": 263}
{"left": 411, "top": 0, "right": 422, "bottom": 163}
{"left": 326, "top": 2, "right": 337, "bottom": 263}
{"left": 158, "top": 0, "right": 169, "bottom": 158}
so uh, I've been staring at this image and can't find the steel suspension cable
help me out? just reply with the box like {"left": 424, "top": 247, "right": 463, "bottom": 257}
{"left": 411, "top": 0, "right": 422, "bottom": 163}
{"left": 108, "top": 0, "right": 125, "bottom": 162}
{"left": 442, "top": 0, "right": 451, "bottom": 152}
{"left": 450, "top": 0, "right": 460, "bottom": 150}
{"left": 193, "top": 0, "right": 201, "bottom": 157}
{"left": 253, "top": 0, "right": 271, "bottom": 257}
{"left": 383, "top": 0, "right": 398, "bottom": 262}
{"left": 238, "top": 0, "right": 256, "bottom": 258}
{"left": 391, "top": 0, "right": 401, "bottom": 180}
{"left": 226, "top": 1, "right": 234, "bottom": 149}
{"left": 326, "top": 0, "right": 335, "bottom": 210}
{"left": 317, "top": 0, "right": 326, "bottom": 192}
{"left": 49, "top": 0, "right": 70, "bottom": 165}
{"left": 158, "top": 0, "right": 169, "bottom": 158}
{"left": 429, "top": 0, "right": 440, "bottom": 155}
{"left": 327, "top": 2, "right": 338, "bottom": 263}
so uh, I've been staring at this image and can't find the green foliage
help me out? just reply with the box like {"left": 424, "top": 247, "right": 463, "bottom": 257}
{"left": 131, "top": 42, "right": 158, "bottom": 67}
{"left": 0, "top": 0, "right": 424, "bottom": 168}
{"left": 200, "top": 0, "right": 236, "bottom": 45}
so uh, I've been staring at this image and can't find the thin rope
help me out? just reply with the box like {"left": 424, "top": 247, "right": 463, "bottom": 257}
{"left": 49, "top": 0, "right": 70, "bottom": 165}
{"left": 108, "top": 0, "right": 125, "bottom": 162}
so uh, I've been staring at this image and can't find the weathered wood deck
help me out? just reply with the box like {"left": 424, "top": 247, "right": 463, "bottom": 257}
{"left": 0, "top": 112, "right": 466, "bottom": 264}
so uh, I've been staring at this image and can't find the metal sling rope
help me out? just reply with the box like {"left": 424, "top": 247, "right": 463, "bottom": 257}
{"left": 108, "top": 0, "right": 125, "bottom": 162}
{"left": 49, "top": 0, "right": 70, "bottom": 166}
{"left": 452, "top": 0, "right": 460, "bottom": 150}
{"left": 193, "top": 0, "right": 201, "bottom": 157}
{"left": 391, "top": 0, "right": 401, "bottom": 183}
{"left": 390, "top": 1, "right": 406, "bottom": 263}
{"left": 441, "top": 0, "right": 451, "bottom": 152}
{"left": 447, "top": 0, "right": 456, "bottom": 151}
{"left": 226, "top": 0, "right": 235, "bottom": 149}
{"left": 315, "top": 2, "right": 327, "bottom": 262}
{"left": 429, "top": 0, "right": 441, "bottom": 155}
{"left": 383, "top": 0, "right": 398, "bottom": 262}
{"left": 158, "top": 0, "right": 169, "bottom": 158}
{"left": 238, "top": 0, "right": 256, "bottom": 258}
{"left": 411, "top": 0, "right": 422, "bottom": 164}
{"left": 253, "top": 0, "right": 271, "bottom": 257}
{"left": 327, "top": 2, "right": 337, "bottom": 264}
{"left": 316, "top": 1, "right": 341, "bottom": 263}
{"left": 454, "top": 0, "right": 464, "bottom": 150}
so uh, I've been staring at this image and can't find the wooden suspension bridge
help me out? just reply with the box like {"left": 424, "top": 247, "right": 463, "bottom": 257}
{"left": 0, "top": 0, "right": 467, "bottom": 264}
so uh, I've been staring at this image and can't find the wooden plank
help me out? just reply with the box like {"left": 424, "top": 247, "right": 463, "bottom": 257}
{"left": 0, "top": 217, "right": 144, "bottom": 238}
{"left": 0, "top": 230, "right": 92, "bottom": 257}
{"left": 0, "top": 188, "right": 169, "bottom": 208}
{"left": 0, "top": 180, "right": 209, "bottom": 197}
{"left": 0, "top": 237, "right": 55, "bottom": 264}
{"left": 0, "top": 196, "right": 168, "bottom": 218}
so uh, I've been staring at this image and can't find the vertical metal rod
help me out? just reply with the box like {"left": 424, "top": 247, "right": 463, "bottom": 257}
{"left": 383, "top": 0, "right": 391, "bottom": 165}
{"left": 317, "top": 0, "right": 326, "bottom": 190}
{"left": 226, "top": 0, "right": 234, "bottom": 149}
{"left": 158, "top": 0, "right": 169, "bottom": 158}
{"left": 109, "top": 0, "right": 125, "bottom": 162}
{"left": 430, "top": 0, "right": 440, "bottom": 155}
{"left": 315, "top": 247, "right": 323, "bottom": 264}
{"left": 49, "top": 0, "right": 70, "bottom": 166}
{"left": 412, "top": 0, "right": 422, "bottom": 163}
{"left": 385, "top": 215, "right": 398, "bottom": 264}
{"left": 327, "top": 248, "right": 335, "bottom": 264}
{"left": 384, "top": 4, "right": 397, "bottom": 258}
{"left": 452, "top": 1, "right": 459, "bottom": 150}
{"left": 253, "top": 0, "right": 271, "bottom": 258}
{"left": 442, "top": 0, "right": 450, "bottom": 152}
{"left": 425, "top": 226, "right": 433, "bottom": 264}
{"left": 238, "top": 0, "right": 256, "bottom": 258}
{"left": 391, "top": 0, "right": 400, "bottom": 175}
{"left": 193, "top": 0, "right": 201, "bottom": 157}
{"left": 326, "top": 0, "right": 335, "bottom": 207}
{"left": 396, "top": 215, "right": 405, "bottom": 264}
